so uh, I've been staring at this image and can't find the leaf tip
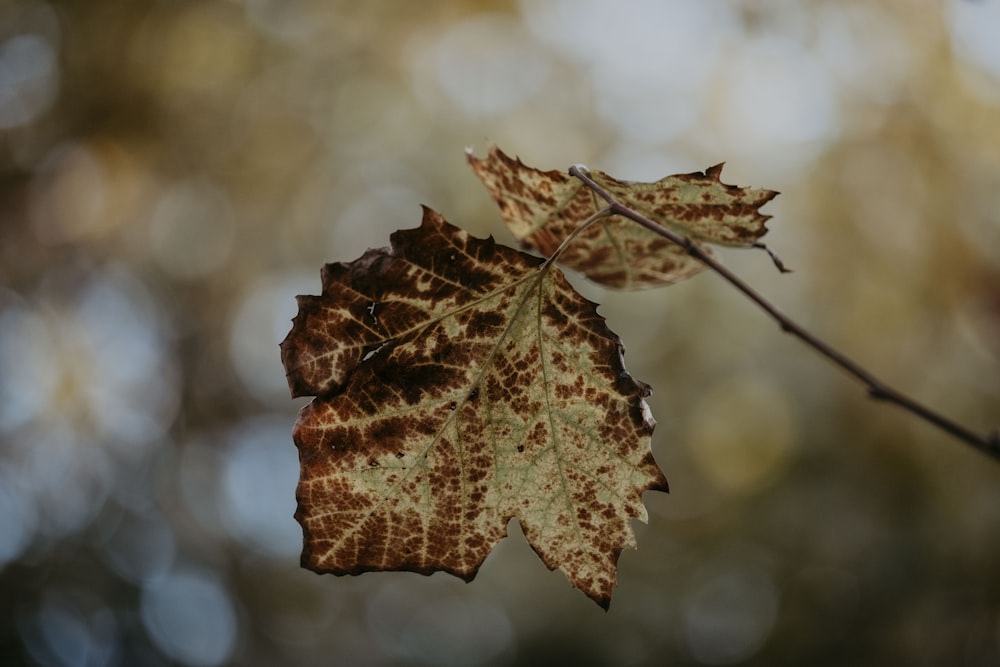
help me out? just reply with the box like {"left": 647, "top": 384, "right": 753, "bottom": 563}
{"left": 706, "top": 162, "right": 726, "bottom": 179}
{"left": 752, "top": 242, "right": 792, "bottom": 273}
{"left": 465, "top": 145, "right": 481, "bottom": 167}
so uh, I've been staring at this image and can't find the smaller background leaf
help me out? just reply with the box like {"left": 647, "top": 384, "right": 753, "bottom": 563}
{"left": 468, "top": 146, "right": 779, "bottom": 290}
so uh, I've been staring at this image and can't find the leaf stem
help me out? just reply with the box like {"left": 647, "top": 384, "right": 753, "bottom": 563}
{"left": 543, "top": 205, "right": 615, "bottom": 268}
{"left": 569, "top": 165, "right": 1000, "bottom": 462}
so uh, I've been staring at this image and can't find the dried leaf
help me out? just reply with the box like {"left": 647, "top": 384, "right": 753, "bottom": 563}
{"left": 468, "top": 145, "right": 779, "bottom": 289}
{"left": 280, "top": 207, "right": 667, "bottom": 608}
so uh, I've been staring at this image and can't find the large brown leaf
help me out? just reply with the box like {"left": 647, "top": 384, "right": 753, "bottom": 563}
{"left": 280, "top": 207, "right": 667, "bottom": 608}
{"left": 468, "top": 145, "right": 779, "bottom": 289}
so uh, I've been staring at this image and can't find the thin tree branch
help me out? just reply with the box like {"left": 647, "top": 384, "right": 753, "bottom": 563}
{"left": 569, "top": 165, "right": 1000, "bottom": 462}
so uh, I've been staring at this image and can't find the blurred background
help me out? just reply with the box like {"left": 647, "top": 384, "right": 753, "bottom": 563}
{"left": 0, "top": 0, "right": 999, "bottom": 664}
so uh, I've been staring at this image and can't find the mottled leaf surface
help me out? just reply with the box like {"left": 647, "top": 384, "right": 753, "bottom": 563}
{"left": 468, "top": 145, "right": 779, "bottom": 289}
{"left": 280, "top": 207, "right": 667, "bottom": 608}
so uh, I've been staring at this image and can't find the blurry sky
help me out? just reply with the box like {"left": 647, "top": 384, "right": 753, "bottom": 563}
{"left": 1, "top": 0, "right": 999, "bottom": 665}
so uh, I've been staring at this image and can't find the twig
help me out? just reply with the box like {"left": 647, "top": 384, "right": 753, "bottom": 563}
{"left": 569, "top": 165, "right": 1000, "bottom": 462}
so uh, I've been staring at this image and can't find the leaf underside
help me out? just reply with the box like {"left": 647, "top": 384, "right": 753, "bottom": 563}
{"left": 280, "top": 207, "right": 668, "bottom": 608}
{"left": 467, "top": 145, "right": 779, "bottom": 290}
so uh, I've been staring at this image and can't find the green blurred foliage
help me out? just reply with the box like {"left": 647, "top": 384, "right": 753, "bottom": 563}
{"left": 0, "top": 0, "right": 998, "bottom": 665}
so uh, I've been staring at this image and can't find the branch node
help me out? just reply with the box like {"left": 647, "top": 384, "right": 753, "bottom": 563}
{"left": 867, "top": 386, "right": 893, "bottom": 402}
